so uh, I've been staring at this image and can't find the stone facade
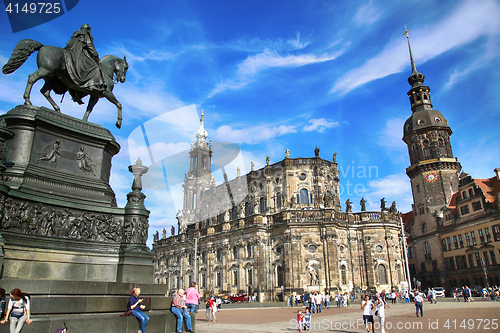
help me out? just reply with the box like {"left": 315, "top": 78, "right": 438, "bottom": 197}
{"left": 153, "top": 114, "right": 405, "bottom": 301}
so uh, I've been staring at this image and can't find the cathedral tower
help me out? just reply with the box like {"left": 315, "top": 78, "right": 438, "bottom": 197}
{"left": 178, "top": 110, "right": 215, "bottom": 233}
{"left": 402, "top": 29, "right": 461, "bottom": 281}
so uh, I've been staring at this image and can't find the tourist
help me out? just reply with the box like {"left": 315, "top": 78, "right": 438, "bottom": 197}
{"left": 453, "top": 288, "right": 460, "bottom": 302}
{"left": 216, "top": 296, "right": 222, "bottom": 310}
{"left": 171, "top": 289, "right": 193, "bottom": 333}
{"left": 287, "top": 294, "right": 291, "bottom": 308}
{"left": 414, "top": 292, "right": 424, "bottom": 317}
{"left": 315, "top": 293, "right": 322, "bottom": 313}
{"left": 128, "top": 287, "right": 149, "bottom": 333}
{"left": 310, "top": 293, "right": 316, "bottom": 313}
{"left": 210, "top": 297, "right": 218, "bottom": 322}
{"left": 405, "top": 290, "right": 410, "bottom": 303}
{"left": 325, "top": 293, "right": 330, "bottom": 309}
{"left": 431, "top": 288, "right": 437, "bottom": 304}
{"left": 185, "top": 282, "right": 200, "bottom": 313}
{"left": 336, "top": 292, "right": 341, "bottom": 307}
{"left": 361, "top": 294, "right": 375, "bottom": 333}
{"left": 296, "top": 309, "right": 304, "bottom": 332}
{"left": 303, "top": 307, "right": 311, "bottom": 331}
{"left": 375, "top": 293, "right": 386, "bottom": 333}
{"left": 205, "top": 297, "right": 213, "bottom": 322}
{"left": 0, "top": 288, "right": 33, "bottom": 333}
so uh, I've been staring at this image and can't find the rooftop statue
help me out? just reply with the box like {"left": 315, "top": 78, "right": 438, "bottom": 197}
{"left": 2, "top": 24, "right": 128, "bottom": 129}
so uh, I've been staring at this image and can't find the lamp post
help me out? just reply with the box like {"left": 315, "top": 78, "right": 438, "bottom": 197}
{"left": 400, "top": 216, "right": 412, "bottom": 292}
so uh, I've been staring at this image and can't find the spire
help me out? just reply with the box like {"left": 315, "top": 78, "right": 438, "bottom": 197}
{"left": 195, "top": 109, "right": 208, "bottom": 142}
{"left": 404, "top": 26, "right": 425, "bottom": 87}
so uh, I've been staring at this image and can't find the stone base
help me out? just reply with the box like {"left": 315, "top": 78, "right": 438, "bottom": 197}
{"left": 0, "top": 278, "right": 195, "bottom": 333}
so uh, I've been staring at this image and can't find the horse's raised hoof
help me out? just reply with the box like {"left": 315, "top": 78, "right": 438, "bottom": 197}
{"left": 24, "top": 100, "right": 32, "bottom": 106}
{"left": 116, "top": 119, "right": 122, "bottom": 129}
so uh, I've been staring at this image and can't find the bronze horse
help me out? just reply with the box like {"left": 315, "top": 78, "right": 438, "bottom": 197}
{"left": 2, "top": 39, "right": 128, "bottom": 129}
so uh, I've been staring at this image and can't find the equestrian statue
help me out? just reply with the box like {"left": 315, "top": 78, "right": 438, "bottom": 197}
{"left": 2, "top": 24, "right": 128, "bottom": 129}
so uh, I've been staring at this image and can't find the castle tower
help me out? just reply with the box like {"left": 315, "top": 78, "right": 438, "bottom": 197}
{"left": 178, "top": 110, "right": 214, "bottom": 233}
{"left": 402, "top": 29, "right": 461, "bottom": 283}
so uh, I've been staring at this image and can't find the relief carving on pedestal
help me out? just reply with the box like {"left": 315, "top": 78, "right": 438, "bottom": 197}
{"left": 0, "top": 195, "right": 122, "bottom": 242}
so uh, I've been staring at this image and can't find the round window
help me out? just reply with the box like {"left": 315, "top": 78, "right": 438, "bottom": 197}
{"left": 376, "top": 245, "right": 383, "bottom": 253}
{"left": 308, "top": 245, "right": 317, "bottom": 252}
{"left": 299, "top": 173, "right": 307, "bottom": 181}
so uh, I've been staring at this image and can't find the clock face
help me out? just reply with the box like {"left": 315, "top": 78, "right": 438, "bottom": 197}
{"left": 425, "top": 172, "right": 437, "bottom": 183}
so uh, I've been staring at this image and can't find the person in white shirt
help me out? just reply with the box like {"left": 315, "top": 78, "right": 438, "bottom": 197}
{"left": 361, "top": 295, "right": 374, "bottom": 333}
{"left": 315, "top": 293, "right": 322, "bottom": 313}
{"left": 375, "top": 293, "right": 386, "bottom": 333}
{"left": 414, "top": 292, "right": 424, "bottom": 317}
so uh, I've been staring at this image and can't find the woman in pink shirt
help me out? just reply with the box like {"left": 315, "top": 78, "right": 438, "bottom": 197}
{"left": 185, "top": 282, "right": 200, "bottom": 313}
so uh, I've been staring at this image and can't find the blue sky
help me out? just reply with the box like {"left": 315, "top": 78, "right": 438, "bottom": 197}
{"left": 1, "top": 0, "right": 499, "bottom": 248}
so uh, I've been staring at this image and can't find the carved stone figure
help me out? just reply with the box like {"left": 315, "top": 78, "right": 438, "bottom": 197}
{"left": 285, "top": 148, "right": 290, "bottom": 159}
{"left": 251, "top": 161, "right": 255, "bottom": 171}
{"left": 345, "top": 199, "right": 352, "bottom": 213}
{"left": 2, "top": 25, "right": 128, "bottom": 128}
{"left": 389, "top": 201, "right": 397, "bottom": 213}
{"left": 380, "top": 198, "right": 387, "bottom": 211}
{"left": 333, "top": 152, "right": 337, "bottom": 163}
{"left": 323, "top": 191, "right": 333, "bottom": 207}
{"left": 314, "top": 146, "right": 319, "bottom": 157}
{"left": 266, "top": 156, "right": 270, "bottom": 165}
{"left": 307, "top": 265, "right": 319, "bottom": 285}
{"left": 76, "top": 147, "right": 96, "bottom": 175}
{"left": 36, "top": 140, "right": 61, "bottom": 163}
{"left": 171, "top": 226, "right": 175, "bottom": 236}
{"left": 360, "top": 197, "right": 367, "bottom": 211}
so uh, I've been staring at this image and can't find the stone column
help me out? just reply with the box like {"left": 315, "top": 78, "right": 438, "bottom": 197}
{"left": 117, "top": 158, "right": 154, "bottom": 283}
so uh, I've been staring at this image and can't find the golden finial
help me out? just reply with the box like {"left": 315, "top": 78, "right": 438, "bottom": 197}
{"left": 404, "top": 25, "right": 410, "bottom": 38}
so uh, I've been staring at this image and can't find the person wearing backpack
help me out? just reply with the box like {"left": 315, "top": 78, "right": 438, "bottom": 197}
{"left": 0, "top": 288, "right": 32, "bottom": 333}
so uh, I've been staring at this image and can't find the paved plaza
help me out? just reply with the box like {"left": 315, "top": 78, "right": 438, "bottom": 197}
{"left": 194, "top": 299, "right": 500, "bottom": 333}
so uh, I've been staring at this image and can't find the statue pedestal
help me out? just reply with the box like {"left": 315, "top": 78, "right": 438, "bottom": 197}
{"left": 0, "top": 106, "right": 175, "bottom": 332}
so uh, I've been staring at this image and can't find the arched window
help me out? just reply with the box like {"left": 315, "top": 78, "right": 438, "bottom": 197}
{"left": 276, "top": 193, "right": 282, "bottom": 208}
{"left": 468, "top": 188, "right": 473, "bottom": 197}
{"left": 216, "top": 249, "right": 222, "bottom": 262}
{"left": 424, "top": 241, "right": 431, "bottom": 254}
{"left": 215, "top": 270, "right": 222, "bottom": 288}
{"left": 201, "top": 251, "right": 207, "bottom": 264}
{"left": 340, "top": 265, "right": 347, "bottom": 285}
{"left": 231, "top": 207, "right": 237, "bottom": 220}
{"left": 277, "top": 266, "right": 284, "bottom": 287}
{"left": 232, "top": 269, "right": 238, "bottom": 286}
{"left": 438, "top": 138, "right": 446, "bottom": 157}
{"left": 189, "top": 254, "right": 193, "bottom": 265}
{"left": 247, "top": 244, "right": 253, "bottom": 258}
{"left": 260, "top": 198, "right": 267, "bottom": 213}
{"left": 245, "top": 202, "right": 251, "bottom": 216}
{"left": 423, "top": 140, "right": 431, "bottom": 158}
{"left": 299, "top": 189, "right": 310, "bottom": 204}
{"left": 233, "top": 246, "right": 239, "bottom": 259}
{"left": 377, "top": 264, "right": 387, "bottom": 284}
{"left": 421, "top": 222, "right": 427, "bottom": 233}
{"left": 247, "top": 267, "right": 253, "bottom": 285}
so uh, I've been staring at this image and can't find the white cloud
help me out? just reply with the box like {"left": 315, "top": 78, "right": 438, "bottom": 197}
{"left": 331, "top": 0, "right": 500, "bottom": 95}
{"left": 302, "top": 118, "right": 340, "bottom": 132}
{"left": 354, "top": 1, "right": 383, "bottom": 26}
{"left": 209, "top": 49, "right": 341, "bottom": 97}
{"left": 213, "top": 123, "right": 296, "bottom": 145}
{"left": 378, "top": 117, "right": 408, "bottom": 165}
{"left": 365, "top": 173, "right": 413, "bottom": 212}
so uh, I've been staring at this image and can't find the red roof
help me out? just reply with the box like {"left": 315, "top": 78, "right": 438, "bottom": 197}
{"left": 475, "top": 176, "right": 499, "bottom": 207}
{"left": 447, "top": 192, "right": 458, "bottom": 214}
{"left": 401, "top": 211, "right": 413, "bottom": 226}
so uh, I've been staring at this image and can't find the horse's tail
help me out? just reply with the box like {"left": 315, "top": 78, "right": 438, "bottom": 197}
{"left": 2, "top": 39, "right": 43, "bottom": 74}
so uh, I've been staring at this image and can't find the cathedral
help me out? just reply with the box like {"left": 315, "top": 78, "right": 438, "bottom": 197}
{"left": 401, "top": 32, "right": 500, "bottom": 291}
{"left": 152, "top": 114, "right": 405, "bottom": 301}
